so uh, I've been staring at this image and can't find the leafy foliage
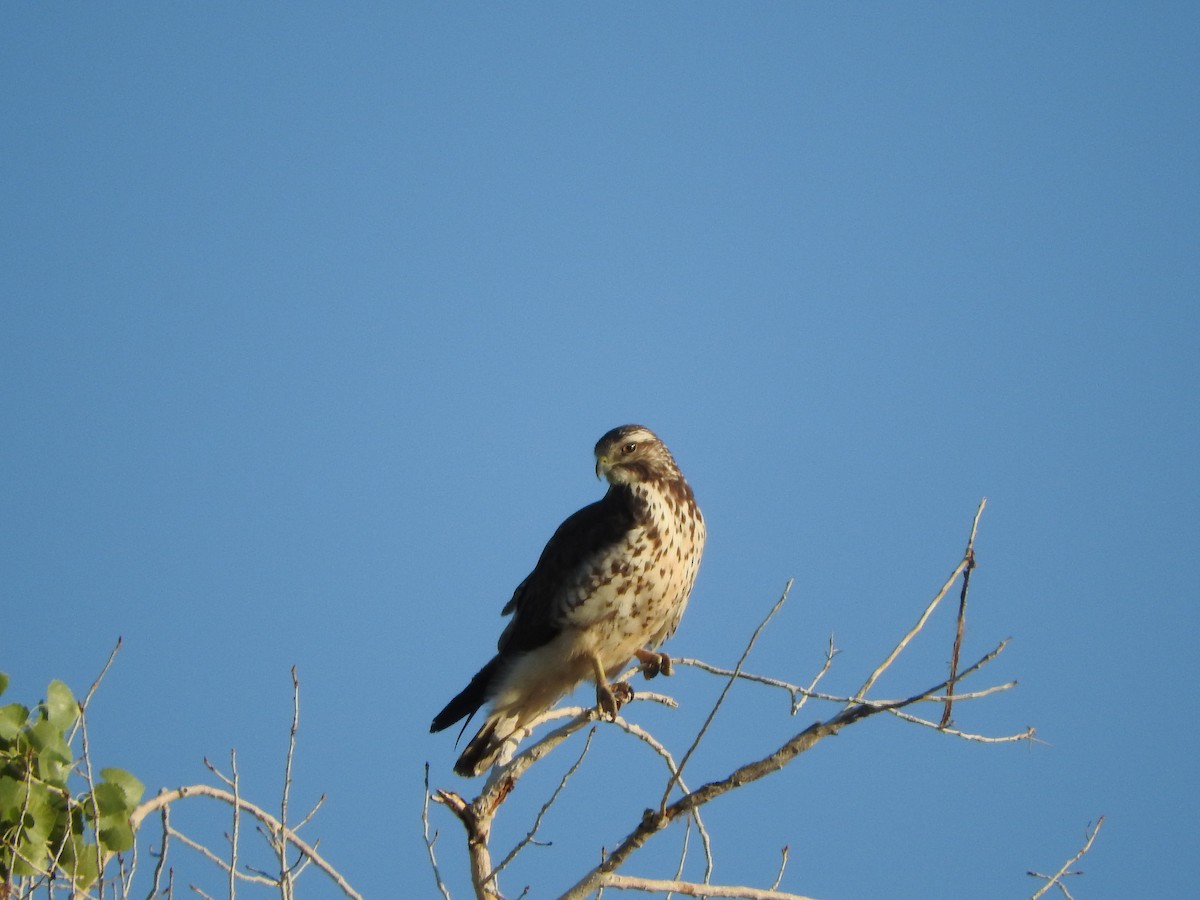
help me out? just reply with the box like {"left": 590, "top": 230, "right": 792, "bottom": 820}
{"left": 0, "top": 674, "right": 143, "bottom": 891}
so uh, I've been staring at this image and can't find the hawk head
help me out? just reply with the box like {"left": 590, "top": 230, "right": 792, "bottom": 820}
{"left": 594, "top": 424, "right": 682, "bottom": 485}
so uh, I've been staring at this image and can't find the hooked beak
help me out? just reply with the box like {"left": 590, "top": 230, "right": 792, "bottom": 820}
{"left": 595, "top": 455, "right": 610, "bottom": 480}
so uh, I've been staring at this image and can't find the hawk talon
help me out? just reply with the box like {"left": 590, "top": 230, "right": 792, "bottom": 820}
{"left": 596, "top": 680, "right": 635, "bottom": 720}
{"left": 612, "top": 680, "right": 634, "bottom": 705}
{"left": 635, "top": 649, "right": 673, "bottom": 679}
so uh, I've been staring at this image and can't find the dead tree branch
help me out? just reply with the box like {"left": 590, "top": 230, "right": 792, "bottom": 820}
{"left": 1027, "top": 816, "right": 1105, "bottom": 900}
{"left": 600, "top": 873, "right": 819, "bottom": 899}
{"left": 129, "top": 785, "right": 360, "bottom": 900}
{"left": 559, "top": 639, "right": 1012, "bottom": 900}
{"left": 941, "top": 498, "right": 987, "bottom": 727}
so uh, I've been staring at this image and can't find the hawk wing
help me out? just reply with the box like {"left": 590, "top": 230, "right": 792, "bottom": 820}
{"left": 496, "top": 487, "right": 638, "bottom": 656}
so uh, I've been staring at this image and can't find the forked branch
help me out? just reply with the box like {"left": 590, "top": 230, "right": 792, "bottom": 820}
{"left": 1027, "top": 816, "right": 1105, "bottom": 900}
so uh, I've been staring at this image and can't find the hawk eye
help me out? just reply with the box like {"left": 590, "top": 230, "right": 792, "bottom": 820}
{"left": 621, "top": 442, "right": 637, "bottom": 455}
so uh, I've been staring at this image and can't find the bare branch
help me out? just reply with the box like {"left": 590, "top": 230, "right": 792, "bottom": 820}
{"left": 203, "top": 757, "right": 235, "bottom": 790}
{"left": 607, "top": 719, "right": 714, "bottom": 881}
{"left": 854, "top": 501, "right": 989, "bottom": 705}
{"left": 149, "top": 804, "right": 172, "bottom": 899}
{"left": 671, "top": 813, "right": 693, "bottom": 886}
{"left": 229, "top": 750, "right": 240, "bottom": 900}
{"left": 77, "top": 697, "right": 106, "bottom": 899}
{"left": 1028, "top": 817, "right": 1105, "bottom": 900}
{"left": 854, "top": 559, "right": 971, "bottom": 702}
{"left": 680, "top": 659, "right": 1016, "bottom": 713}
{"left": 941, "top": 498, "right": 987, "bottom": 727}
{"left": 560, "top": 639, "right": 1009, "bottom": 900}
{"left": 280, "top": 667, "right": 301, "bottom": 900}
{"left": 600, "top": 873, "right": 819, "bottom": 899}
{"left": 432, "top": 789, "right": 499, "bottom": 900}
{"left": 293, "top": 793, "right": 327, "bottom": 832}
{"left": 885, "top": 707, "right": 1036, "bottom": 744}
{"left": 489, "top": 727, "right": 596, "bottom": 879}
{"left": 75, "top": 637, "right": 123, "bottom": 731}
{"left": 771, "top": 846, "right": 789, "bottom": 891}
{"left": 794, "top": 637, "right": 838, "bottom": 715}
{"left": 130, "top": 787, "right": 361, "bottom": 900}
{"left": 661, "top": 580, "right": 791, "bottom": 811}
{"left": 429, "top": 689, "right": 706, "bottom": 900}
{"left": 422, "top": 764, "right": 454, "bottom": 900}
{"left": 163, "top": 826, "right": 275, "bottom": 887}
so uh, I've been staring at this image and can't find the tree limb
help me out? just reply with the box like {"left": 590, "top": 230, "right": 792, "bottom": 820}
{"left": 559, "top": 642, "right": 1010, "bottom": 900}
{"left": 600, "top": 873, "right": 819, "bottom": 899}
{"left": 1028, "top": 816, "right": 1105, "bottom": 900}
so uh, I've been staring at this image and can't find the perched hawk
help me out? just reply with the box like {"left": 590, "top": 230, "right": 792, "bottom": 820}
{"left": 430, "top": 425, "right": 705, "bottom": 777}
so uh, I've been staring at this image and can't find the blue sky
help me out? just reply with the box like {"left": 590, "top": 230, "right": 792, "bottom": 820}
{"left": 3, "top": 4, "right": 1197, "bottom": 898}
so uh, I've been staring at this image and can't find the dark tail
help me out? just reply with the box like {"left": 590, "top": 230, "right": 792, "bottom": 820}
{"left": 430, "top": 656, "right": 501, "bottom": 734}
{"left": 454, "top": 714, "right": 510, "bottom": 777}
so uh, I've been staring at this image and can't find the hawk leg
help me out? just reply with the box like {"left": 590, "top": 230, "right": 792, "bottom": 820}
{"left": 591, "top": 655, "right": 634, "bottom": 720}
{"left": 634, "top": 648, "right": 673, "bottom": 679}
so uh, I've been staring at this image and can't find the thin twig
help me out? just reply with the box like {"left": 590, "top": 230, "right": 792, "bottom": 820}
{"left": 853, "top": 556, "right": 971, "bottom": 701}
{"left": 77, "top": 702, "right": 106, "bottom": 899}
{"left": 793, "top": 637, "right": 838, "bottom": 715}
{"left": 70, "top": 637, "right": 123, "bottom": 740}
{"left": 293, "top": 793, "right": 327, "bottom": 832}
{"left": 679, "top": 657, "right": 1015, "bottom": 710}
{"left": 163, "top": 827, "right": 275, "bottom": 887}
{"left": 130, "top": 787, "right": 361, "bottom": 899}
{"left": 280, "top": 667, "right": 300, "bottom": 900}
{"left": 229, "top": 750, "right": 240, "bottom": 900}
{"left": 606, "top": 719, "right": 714, "bottom": 882}
{"left": 149, "top": 804, "right": 172, "bottom": 900}
{"left": 204, "top": 757, "right": 234, "bottom": 789}
{"left": 560, "top": 640, "right": 1008, "bottom": 900}
{"left": 671, "top": 813, "right": 692, "bottom": 890}
{"left": 661, "top": 580, "right": 792, "bottom": 812}
{"left": 941, "top": 498, "right": 987, "bottom": 727}
{"left": 886, "top": 707, "right": 1036, "bottom": 744}
{"left": 771, "top": 846, "right": 789, "bottom": 891}
{"left": 422, "top": 764, "right": 454, "bottom": 900}
{"left": 1028, "top": 816, "right": 1105, "bottom": 900}
{"left": 123, "top": 827, "right": 141, "bottom": 898}
{"left": 489, "top": 728, "right": 596, "bottom": 879}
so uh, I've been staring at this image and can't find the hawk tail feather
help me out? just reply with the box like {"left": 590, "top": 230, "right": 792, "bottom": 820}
{"left": 430, "top": 656, "right": 500, "bottom": 735}
{"left": 454, "top": 711, "right": 519, "bottom": 777}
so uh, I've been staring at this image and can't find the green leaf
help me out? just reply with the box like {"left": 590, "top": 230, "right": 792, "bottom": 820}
{"left": 100, "top": 768, "right": 145, "bottom": 809}
{"left": 43, "top": 681, "right": 78, "bottom": 731}
{"left": 0, "top": 672, "right": 8, "bottom": 697}
{"left": 19, "top": 783, "right": 58, "bottom": 844}
{"left": 98, "top": 820, "right": 134, "bottom": 852}
{"left": 0, "top": 774, "right": 24, "bottom": 818}
{"left": 28, "top": 719, "right": 73, "bottom": 787}
{"left": 9, "top": 835, "right": 49, "bottom": 877}
{"left": 0, "top": 703, "right": 28, "bottom": 741}
{"left": 91, "top": 781, "right": 132, "bottom": 818}
{"left": 92, "top": 776, "right": 141, "bottom": 853}
{"left": 0, "top": 778, "right": 61, "bottom": 877}
{"left": 56, "top": 833, "right": 100, "bottom": 889}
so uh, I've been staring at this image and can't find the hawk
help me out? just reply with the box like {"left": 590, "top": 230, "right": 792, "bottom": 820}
{"left": 430, "top": 424, "right": 705, "bottom": 777}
